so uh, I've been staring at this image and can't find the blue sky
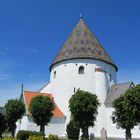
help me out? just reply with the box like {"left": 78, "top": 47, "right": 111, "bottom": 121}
{"left": 0, "top": 0, "right": 140, "bottom": 105}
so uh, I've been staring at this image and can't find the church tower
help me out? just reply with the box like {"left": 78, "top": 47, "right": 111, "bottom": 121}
{"left": 40, "top": 18, "right": 118, "bottom": 136}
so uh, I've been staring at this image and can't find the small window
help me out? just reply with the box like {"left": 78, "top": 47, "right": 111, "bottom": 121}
{"left": 74, "top": 87, "right": 76, "bottom": 93}
{"left": 54, "top": 71, "right": 56, "bottom": 78}
{"left": 78, "top": 66, "right": 84, "bottom": 74}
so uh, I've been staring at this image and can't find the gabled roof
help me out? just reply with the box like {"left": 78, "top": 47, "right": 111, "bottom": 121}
{"left": 105, "top": 82, "right": 134, "bottom": 107}
{"left": 23, "top": 91, "right": 65, "bottom": 118}
{"left": 50, "top": 18, "right": 117, "bottom": 71}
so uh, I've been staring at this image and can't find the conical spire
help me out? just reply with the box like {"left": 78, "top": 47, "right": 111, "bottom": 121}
{"left": 50, "top": 18, "right": 117, "bottom": 71}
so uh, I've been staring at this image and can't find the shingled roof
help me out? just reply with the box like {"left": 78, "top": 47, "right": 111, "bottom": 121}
{"left": 50, "top": 18, "right": 117, "bottom": 71}
{"left": 105, "top": 82, "right": 134, "bottom": 107}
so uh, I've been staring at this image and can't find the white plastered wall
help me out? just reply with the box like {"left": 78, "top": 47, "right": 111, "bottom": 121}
{"left": 17, "top": 57, "right": 140, "bottom": 138}
{"left": 16, "top": 116, "right": 66, "bottom": 137}
{"left": 40, "top": 59, "right": 117, "bottom": 136}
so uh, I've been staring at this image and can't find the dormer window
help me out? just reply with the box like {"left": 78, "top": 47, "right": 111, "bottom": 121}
{"left": 78, "top": 66, "right": 84, "bottom": 74}
{"left": 54, "top": 71, "right": 56, "bottom": 78}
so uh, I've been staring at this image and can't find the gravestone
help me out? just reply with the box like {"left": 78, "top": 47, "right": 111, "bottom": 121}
{"left": 101, "top": 127, "right": 107, "bottom": 140}
{"left": 90, "top": 133, "right": 95, "bottom": 140}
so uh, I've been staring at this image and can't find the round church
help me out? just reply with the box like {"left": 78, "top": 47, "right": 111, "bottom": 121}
{"left": 16, "top": 18, "right": 139, "bottom": 138}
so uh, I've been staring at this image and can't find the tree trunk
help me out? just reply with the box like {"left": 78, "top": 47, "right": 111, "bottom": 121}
{"left": 0, "top": 132, "right": 2, "bottom": 138}
{"left": 82, "top": 126, "right": 89, "bottom": 140}
{"left": 126, "top": 128, "right": 131, "bottom": 140}
{"left": 11, "top": 130, "right": 15, "bottom": 138}
{"left": 11, "top": 124, "right": 16, "bottom": 137}
{"left": 40, "top": 125, "right": 45, "bottom": 134}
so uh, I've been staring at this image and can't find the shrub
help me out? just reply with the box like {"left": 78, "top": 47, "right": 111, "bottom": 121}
{"left": 48, "top": 134, "right": 58, "bottom": 140}
{"left": 0, "top": 137, "right": 17, "bottom": 140}
{"left": 66, "top": 120, "right": 80, "bottom": 140}
{"left": 28, "top": 135, "right": 45, "bottom": 140}
{"left": 0, "top": 112, "right": 6, "bottom": 138}
{"left": 17, "top": 130, "right": 44, "bottom": 140}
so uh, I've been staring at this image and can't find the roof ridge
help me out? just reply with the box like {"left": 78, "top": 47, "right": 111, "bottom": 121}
{"left": 114, "top": 81, "right": 133, "bottom": 86}
{"left": 24, "top": 91, "right": 52, "bottom": 95}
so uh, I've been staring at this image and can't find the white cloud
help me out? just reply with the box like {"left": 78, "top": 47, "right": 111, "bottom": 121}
{"left": 0, "top": 47, "right": 38, "bottom": 55}
{"left": 0, "top": 62, "right": 14, "bottom": 81}
{"left": 0, "top": 47, "right": 10, "bottom": 55}
{"left": 0, "top": 62, "right": 14, "bottom": 70}
{"left": 0, "top": 73, "right": 12, "bottom": 81}
{"left": 23, "top": 48, "right": 38, "bottom": 54}
{"left": 5, "top": 47, "right": 10, "bottom": 50}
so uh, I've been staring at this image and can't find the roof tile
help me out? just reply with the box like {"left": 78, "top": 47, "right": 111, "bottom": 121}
{"left": 105, "top": 82, "right": 134, "bottom": 107}
{"left": 50, "top": 18, "right": 117, "bottom": 71}
{"left": 24, "top": 91, "right": 65, "bottom": 118}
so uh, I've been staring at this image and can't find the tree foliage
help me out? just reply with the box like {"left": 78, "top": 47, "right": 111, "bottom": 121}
{"left": 66, "top": 120, "right": 80, "bottom": 140}
{"left": 5, "top": 99, "right": 25, "bottom": 137}
{"left": 0, "top": 112, "right": 6, "bottom": 138}
{"left": 69, "top": 90, "right": 100, "bottom": 139}
{"left": 113, "top": 85, "right": 140, "bottom": 140}
{"left": 29, "top": 95, "right": 55, "bottom": 134}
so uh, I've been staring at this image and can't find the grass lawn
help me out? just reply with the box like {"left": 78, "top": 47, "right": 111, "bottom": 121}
{"left": 59, "top": 138, "right": 114, "bottom": 140}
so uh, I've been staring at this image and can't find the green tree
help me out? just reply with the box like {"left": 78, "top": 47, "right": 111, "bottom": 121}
{"left": 29, "top": 95, "right": 55, "bottom": 134}
{"left": 69, "top": 90, "right": 100, "bottom": 140}
{"left": 66, "top": 120, "right": 80, "bottom": 140}
{"left": 5, "top": 99, "right": 25, "bottom": 137}
{"left": 113, "top": 85, "right": 140, "bottom": 140}
{"left": 0, "top": 112, "right": 6, "bottom": 138}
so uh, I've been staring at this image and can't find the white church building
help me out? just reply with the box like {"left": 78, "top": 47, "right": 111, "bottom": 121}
{"left": 16, "top": 18, "right": 140, "bottom": 138}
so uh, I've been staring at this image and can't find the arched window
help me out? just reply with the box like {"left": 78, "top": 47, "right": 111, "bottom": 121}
{"left": 54, "top": 71, "right": 56, "bottom": 78}
{"left": 78, "top": 66, "right": 84, "bottom": 74}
